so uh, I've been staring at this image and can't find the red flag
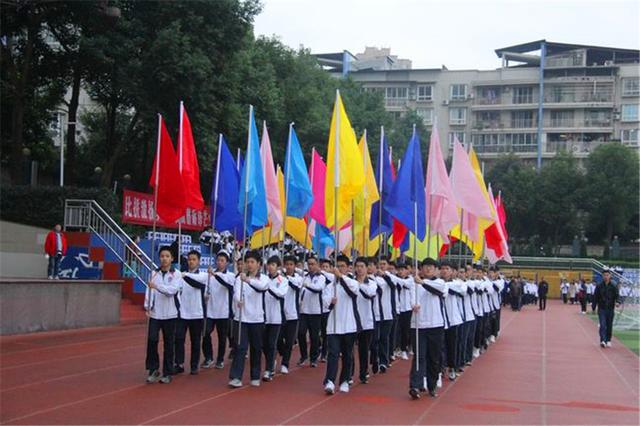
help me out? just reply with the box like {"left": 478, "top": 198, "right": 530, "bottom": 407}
{"left": 149, "top": 115, "right": 187, "bottom": 224}
{"left": 179, "top": 103, "right": 205, "bottom": 210}
{"left": 496, "top": 193, "right": 509, "bottom": 241}
{"left": 439, "top": 235, "right": 458, "bottom": 257}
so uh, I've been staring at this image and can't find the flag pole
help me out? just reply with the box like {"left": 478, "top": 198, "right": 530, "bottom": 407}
{"left": 283, "top": 123, "right": 294, "bottom": 261}
{"left": 458, "top": 209, "right": 464, "bottom": 269}
{"left": 303, "top": 147, "right": 315, "bottom": 264}
{"left": 239, "top": 105, "right": 254, "bottom": 344}
{"left": 151, "top": 114, "right": 162, "bottom": 267}
{"left": 333, "top": 90, "right": 340, "bottom": 333}
{"left": 177, "top": 101, "right": 185, "bottom": 268}
{"left": 377, "top": 126, "right": 384, "bottom": 260}
{"left": 362, "top": 129, "right": 368, "bottom": 257}
{"left": 413, "top": 199, "right": 420, "bottom": 377}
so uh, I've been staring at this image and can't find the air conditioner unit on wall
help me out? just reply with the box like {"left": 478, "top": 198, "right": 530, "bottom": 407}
{"left": 605, "top": 60, "right": 614, "bottom": 66}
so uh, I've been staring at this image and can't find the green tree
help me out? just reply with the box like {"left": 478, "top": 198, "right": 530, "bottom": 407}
{"left": 584, "top": 143, "right": 639, "bottom": 245}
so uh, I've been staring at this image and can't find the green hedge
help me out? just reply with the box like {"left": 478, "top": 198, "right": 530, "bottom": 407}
{"left": 0, "top": 185, "right": 118, "bottom": 229}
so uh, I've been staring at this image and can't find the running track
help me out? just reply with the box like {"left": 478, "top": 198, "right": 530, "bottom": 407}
{"left": 1, "top": 300, "right": 638, "bottom": 425}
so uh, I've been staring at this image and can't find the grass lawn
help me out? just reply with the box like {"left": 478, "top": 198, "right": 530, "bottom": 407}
{"left": 587, "top": 312, "right": 640, "bottom": 355}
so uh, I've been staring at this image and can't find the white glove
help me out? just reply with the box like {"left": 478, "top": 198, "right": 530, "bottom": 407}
{"left": 45, "top": 254, "right": 50, "bottom": 260}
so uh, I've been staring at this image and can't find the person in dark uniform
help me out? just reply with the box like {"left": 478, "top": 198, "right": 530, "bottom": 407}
{"left": 538, "top": 277, "right": 549, "bottom": 311}
{"left": 592, "top": 269, "right": 619, "bottom": 348}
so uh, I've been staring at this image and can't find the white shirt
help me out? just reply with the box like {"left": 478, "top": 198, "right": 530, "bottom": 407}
{"left": 179, "top": 270, "right": 207, "bottom": 320}
{"left": 411, "top": 277, "right": 449, "bottom": 329}
{"left": 490, "top": 278, "right": 504, "bottom": 310}
{"left": 375, "top": 274, "right": 396, "bottom": 321}
{"left": 356, "top": 277, "right": 378, "bottom": 330}
{"left": 144, "top": 269, "right": 182, "bottom": 320}
{"left": 323, "top": 275, "right": 360, "bottom": 335}
{"left": 445, "top": 279, "right": 465, "bottom": 326}
{"left": 462, "top": 280, "right": 476, "bottom": 322}
{"left": 233, "top": 273, "right": 270, "bottom": 323}
{"left": 207, "top": 270, "right": 235, "bottom": 319}
{"left": 300, "top": 273, "right": 327, "bottom": 315}
{"left": 283, "top": 272, "right": 303, "bottom": 321}
{"left": 560, "top": 282, "right": 569, "bottom": 294}
{"left": 265, "top": 274, "right": 288, "bottom": 325}
{"left": 387, "top": 273, "right": 414, "bottom": 312}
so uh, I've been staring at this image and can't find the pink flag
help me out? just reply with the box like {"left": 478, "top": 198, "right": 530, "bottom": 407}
{"left": 450, "top": 139, "right": 493, "bottom": 226}
{"left": 308, "top": 148, "right": 327, "bottom": 226}
{"left": 425, "top": 125, "right": 459, "bottom": 241}
{"left": 260, "top": 122, "right": 283, "bottom": 234}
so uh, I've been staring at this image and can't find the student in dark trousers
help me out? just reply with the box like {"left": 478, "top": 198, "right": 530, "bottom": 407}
{"left": 144, "top": 246, "right": 182, "bottom": 384}
{"left": 175, "top": 250, "right": 207, "bottom": 375}
{"left": 408, "top": 258, "right": 448, "bottom": 400}
{"left": 228, "top": 251, "right": 269, "bottom": 388}
{"left": 278, "top": 255, "right": 303, "bottom": 374}
{"left": 354, "top": 257, "right": 377, "bottom": 384}
{"left": 592, "top": 270, "right": 619, "bottom": 348}
{"left": 202, "top": 251, "right": 235, "bottom": 369}
{"left": 374, "top": 257, "right": 396, "bottom": 373}
{"left": 323, "top": 255, "right": 360, "bottom": 394}
{"left": 538, "top": 278, "right": 549, "bottom": 311}
{"left": 319, "top": 258, "right": 334, "bottom": 362}
{"left": 262, "top": 256, "right": 288, "bottom": 381}
{"left": 298, "top": 256, "right": 326, "bottom": 367}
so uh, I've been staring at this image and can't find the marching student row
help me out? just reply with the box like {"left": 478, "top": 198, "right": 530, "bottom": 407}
{"left": 143, "top": 246, "right": 505, "bottom": 399}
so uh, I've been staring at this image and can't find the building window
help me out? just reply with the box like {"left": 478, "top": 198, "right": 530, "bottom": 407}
{"left": 621, "top": 104, "right": 639, "bottom": 122}
{"left": 586, "top": 110, "right": 612, "bottom": 127}
{"left": 477, "top": 87, "right": 501, "bottom": 105}
{"left": 448, "top": 132, "right": 465, "bottom": 148}
{"left": 507, "top": 133, "right": 537, "bottom": 145}
{"left": 450, "top": 84, "right": 467, "bottom": 101}
{"left": 621, "top": 129, "right": 639, "bottom": 144}
{"left": 449, "top": 107, "right": 467, "bottom": 125}
{"left": 476, "top": 111, "right": 501, "bottom": 129}
{"left": 549, "top": 110, "right": 574, "bottom": 127}
{"left": 511, "top": 111, "right": 534, "bottom": 128}
{"left": 416, "top": 108, "right": 433, "bottom": 125}
{"left": 385, "top": 87, "right": 408, "bottom": 99}
{"left": 417, "top": 85, "right": 433, "bottom": 101}
{"left": 622, "top": 78, "right": 640, "bottom": 96}
{"left": 512, "top": 86, "right": 534, "bottom": 104}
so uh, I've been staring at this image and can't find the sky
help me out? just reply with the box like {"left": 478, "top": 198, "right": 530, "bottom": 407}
{"left": 254, "top": 0, "right": 640, "bottom": 70}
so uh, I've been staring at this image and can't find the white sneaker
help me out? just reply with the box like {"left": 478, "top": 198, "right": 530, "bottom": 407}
{"left": 489, "top": 335, "right": 496, "bottom": 343}
{"left": 250, "top": 379, "right": 261, "bottom": 387}
{"left": 262, "top": 371, "right": 272, "bottom": 381}
{"left": 606, "top": 342, "right": 612, "bottom": 348}
{"left": 448, "top": 370, "right": 457, "bottom": 381}
{"left": 437, "top": 373, "right": 443, "bottom": 388}
{"left": 473, "top": 348, "right": 480, "bottom": 359}
{"left": 339, "top": 381, "right": 350, "bottom": 393}
{"left": 228, "top": 379, "right": 242, "bottom": 388}
{"left": 324, "top": 380, "right": 335, "bottom": 395}
{"left": 48, "top": 276, "right": 53, "bottom": 280}
{"left": 600, "top": 341, "right": 606, "bottom": 348}
{"left": 280, "top": 365, "right": 289, "bottom": 374}
{"left": 400, "top": 351, "right": 409, "bottom": 360}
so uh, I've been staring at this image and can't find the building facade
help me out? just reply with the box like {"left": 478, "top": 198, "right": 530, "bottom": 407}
{"left": 318, "top": 41, "right": 640, "bottom": 163}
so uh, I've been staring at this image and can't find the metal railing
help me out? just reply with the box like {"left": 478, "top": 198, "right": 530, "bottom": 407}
{"left": 64, "top": 199, "right": 156, "bottom": 286}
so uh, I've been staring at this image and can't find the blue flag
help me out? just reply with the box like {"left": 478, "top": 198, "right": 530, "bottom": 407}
{"left": 284, "top": 126, "right": 313, "bottom": 218}
{"left": 370, "top": 135, "right": 394, "bottom": 238}
{"left": 384, "top": 131, "right": 426, "bottom": 240}
{"left": 211, "top": 136, "right": 242, "bottom": 232}
{"left": 238, "top": 106, "right": 268, "bottom": 237}
{"left": 312, "top": 222, "right": 335, "bottom": 257}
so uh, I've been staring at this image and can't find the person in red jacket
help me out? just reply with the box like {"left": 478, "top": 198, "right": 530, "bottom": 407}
{"left": 44, "top": 224, "right": 67, "bottom": 279}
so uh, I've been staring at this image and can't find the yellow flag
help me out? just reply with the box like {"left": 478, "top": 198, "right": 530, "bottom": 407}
{"left": 251, "top": 166, "right": 312, "bottom": 250}
{"left": 351, "top": 132, "right": 380, "bottom": 256}
{"left": 325, "top": 91, "right": 365, "bottom": 230}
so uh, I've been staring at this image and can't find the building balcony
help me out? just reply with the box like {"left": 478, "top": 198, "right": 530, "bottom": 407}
{"left": 385, "top": 98, "right": 409, "bottom": 109}
{"left": 473, "top": 144, "right": 538, "bottom": 154}
{"left": 544, "top": 119, "right": 613, "bottom": 130}
{"left": 472, "top": 120, "right": 504, "bottom": 130}
{"left": 545, "top": 140, "right": 601, "bottom": 156}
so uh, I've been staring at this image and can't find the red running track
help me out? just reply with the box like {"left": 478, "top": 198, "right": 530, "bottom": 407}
{"left": 0, "top": 300, "right": 638, "bottom": 425}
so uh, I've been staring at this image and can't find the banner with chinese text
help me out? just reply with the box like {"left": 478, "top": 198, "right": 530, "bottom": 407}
{"left": 122, "top": 189, "right": 211, "bottom": 231}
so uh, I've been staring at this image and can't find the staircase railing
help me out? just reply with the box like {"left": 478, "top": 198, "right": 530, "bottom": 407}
{"left": 64, "top": 199, "right": 156, "bottom": 286}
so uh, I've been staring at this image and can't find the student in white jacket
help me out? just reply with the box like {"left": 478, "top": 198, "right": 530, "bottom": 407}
{"left": 354, "top": 257, "right": 377, "bottom": 384}
{"left": 175, "top": 250, "right": 207, "bottom": 375}
{"left": 262, "top": 256, "right": 288, "bottom": 381}
{"left": 409, "top": 258, "right": 449, "bottom": 399}
{"left": 278, "top": 255, "right": 303, "bottom": 374}
{"left": 488, "top": 267, "right": 504, "bottom": 341}
{"left": 323, "top": 255, "right": 361, "bottom": 394}
{"left": 202, "top": 251, "right": 235, "bottom": 369}
{"left": 228, "top": 250, "right": 270, "bottom": 388}
{"left": 444, "top": 265, "right": 465, "bottom": 381}
{"left": 144, "top": 246, "right": 183, "bottom": 384}
{"left": 298, "top": 256, "right": 327, "bottom": 367}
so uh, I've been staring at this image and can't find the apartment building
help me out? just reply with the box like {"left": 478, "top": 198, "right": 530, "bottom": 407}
{"left": 316, "top": 41, "right": 640, "bottom": 163}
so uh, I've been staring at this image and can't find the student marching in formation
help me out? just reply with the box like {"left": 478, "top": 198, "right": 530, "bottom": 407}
{"left": 323, "top": 255, "right": 360, "bottom": 394}
{"left": 145, "top": 246, "right": 183, "bottom": 384}
{"left": 409, "top": 258, "right": 448, "bottom": 399}
{"left": 175, "top": 250, "right": 207, "bottom": 375}
{"left": 353, "top": 257, "right": 378, "bottom": 384}
{"left": 202, "top": 251, "right": 235, "bottom": 369}
{"left": 262, "top": 256, "right": 288, "bottom": 381}
{"left": 228, "top": 250, "right": 270, "bottom": 388}
{"left": 298, "top": 256, "right": 326, "bottom": 367}
{"left": 373, "top": 256, "right": 397, "bottom": 374}
{"left": 319, "top": 258, "right": 335, "bottom": 362}
{"left": 277, "top": 255, "right": 303, "bottom": 374}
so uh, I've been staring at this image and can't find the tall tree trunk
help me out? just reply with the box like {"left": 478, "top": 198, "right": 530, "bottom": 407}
{"left": 101, "top": 111, "right": 139, "bottom": 187}
{"left": 8, "top": 25, "right": 36, "bottom": 183}
{"left": 65, "top": 65, "right": 82, "bottom": 185}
